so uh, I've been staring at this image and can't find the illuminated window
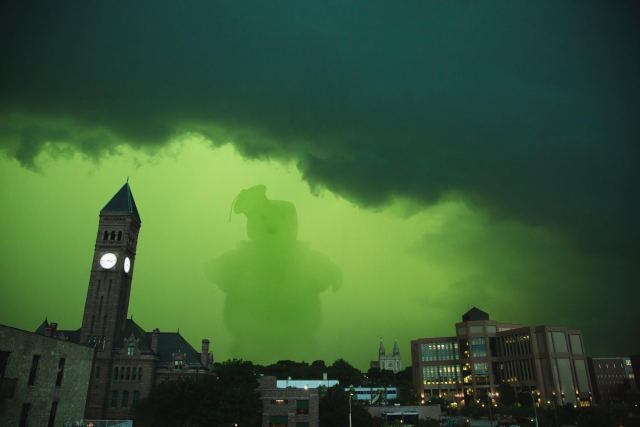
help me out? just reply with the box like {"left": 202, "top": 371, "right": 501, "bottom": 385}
{"left": 174, "top": 360, "right": 183, "bottom": 370}
{"left": 127, "top": 342, "right": 134, "bottom": 356}
{"left": 270, "top": 399, "right": 289, "bottom": 405}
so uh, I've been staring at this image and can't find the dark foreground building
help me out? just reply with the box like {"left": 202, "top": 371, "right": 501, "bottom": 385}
{"left": 587, "top": 357, "right": 638, "bottom": 406}
{"left": 411, "top": 308, "right": 593, "bottom": 410}
{"left": 32, "top": 182, "right": 213, "bottom": 420}
{"left": 258, "top": 376, "right": 319, "bottom": 427}
{"left": 0, "top": 324, "right": 95, "bottom": 427}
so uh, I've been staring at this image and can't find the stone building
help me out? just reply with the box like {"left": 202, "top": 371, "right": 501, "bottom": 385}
{"left": 32, "top": 181, "right": 213, "bottom": 420}
{"left": 370, "top": 337, "right": 402, "bottom": 374}
{"left": 410, "top": 307, "right": 593, "bottom": 410}
{"left": 258, "top": 376, "right": 319, "bottom": 427}
{"left": 0, "top": 324, "right": 95, "bottom": 427}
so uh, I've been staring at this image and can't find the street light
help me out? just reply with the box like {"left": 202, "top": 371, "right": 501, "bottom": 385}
{"left": 349, "top": 392, "right": 354, "bottom": 427}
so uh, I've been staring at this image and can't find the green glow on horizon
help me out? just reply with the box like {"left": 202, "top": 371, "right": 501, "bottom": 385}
{"left": 0, "top": 139, "right": 622, "bottom": 368}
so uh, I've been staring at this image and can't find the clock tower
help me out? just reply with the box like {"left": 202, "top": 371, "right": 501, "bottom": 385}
{"left": 80, "top": 181, "right": 141, "bottom": 354}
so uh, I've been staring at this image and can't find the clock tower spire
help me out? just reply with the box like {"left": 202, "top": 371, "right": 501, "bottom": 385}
{"left": 80, "top": 182, "right": 141, "bottom": 353}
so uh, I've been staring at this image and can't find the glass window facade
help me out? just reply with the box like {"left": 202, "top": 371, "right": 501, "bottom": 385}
{"left": 553, "top": 332, "right": 568, "bottom": 353}
{"left": 569, "top": 335, "right": 582, "bottom": 354}
{"left": 471, "top": 337, "right": 486, "bottom": 357}
{"left": 557, "top": 358, "right": 576, "bottom": 404}
{"left": 421, "top": 342, "right": 459, "bottom": 361}
{"left": 422, "top": 365, "right": 460, "bottom": 385}
{"left": 474, "top": 362, "right": 489, "bottom": 385}
{"left": 573, "top": 359, "right": 590, "bottom": 393}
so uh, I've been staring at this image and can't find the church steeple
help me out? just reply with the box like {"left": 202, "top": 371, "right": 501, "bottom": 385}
{"left": 379, "top": 336, "right": 386, "bottom": 357}
{"left": 393, "top": 336, "right": 400, "bottom": 356}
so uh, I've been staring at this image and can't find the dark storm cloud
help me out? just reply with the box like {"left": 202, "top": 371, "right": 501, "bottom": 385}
{"left": 1, "top": 1, "right": 639, "bottom": 256}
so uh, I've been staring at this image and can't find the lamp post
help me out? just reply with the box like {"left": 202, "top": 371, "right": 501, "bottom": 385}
{"left": 547, "top": 396, "right": 559, "bottom": 427}
{"left": 349, "top": 392, "right": 353, "bottom": 427}
{"left": 485, "top": 392, "right": 498, "bottom": 427}
{"left": 521, "top": 391, "right": 539, "bottom": 427}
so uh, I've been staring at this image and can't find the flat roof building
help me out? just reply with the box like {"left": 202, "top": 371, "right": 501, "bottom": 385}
{"left": 410, "top": 308, "right": 593, "bottom": 410}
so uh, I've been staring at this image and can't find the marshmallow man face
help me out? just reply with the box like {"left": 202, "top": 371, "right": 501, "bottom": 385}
{"left": 247, "top": 200, "right": 298, "bottom": 242}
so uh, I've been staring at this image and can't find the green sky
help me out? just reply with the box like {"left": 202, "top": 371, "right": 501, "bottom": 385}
{"left": 0, "top": 1, "right": 639, "bottom": 370}
{"left": 0, "top": 139, "right": 634, "bottom": 369}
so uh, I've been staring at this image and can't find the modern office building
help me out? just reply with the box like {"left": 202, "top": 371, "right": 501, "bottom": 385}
{"left": 587, "top": 357, "right": 637, "bottom": 405}
{"left": 0, "top": 324, "right": 95, "bottom": 427}
{"left": 410, "top": 307, "right": 593, "bottom": 409}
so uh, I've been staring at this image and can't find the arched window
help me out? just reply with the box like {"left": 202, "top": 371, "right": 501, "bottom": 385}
{"left": 126, "top": 367, "right": 131, "bottom": 381}
{"left": 110, "top": 231, "right": 115, "bottom": 241}
{"left": 127, "top": 341, "right": 134, "bottom": 356}
{"left": 103, "top": 231, "right": 108, "bottom": 240}
{"left": 120, "top": 367, "right": 125, "bottom": 381}
{"left": 121, "top": 390, "right": 129, "bottom": 408}
{"left": 132, "top": 391, "right": 140, "bottom": 408}
{"left": 111, "top": 391, "right": 118, "bottom": 408}
{"left": 117, "top": 231, "right": 123, "bottom": 241}
{"left": 131, "top": 368, "right": 137, "bottom": 381}
{"left": 113, "top": 367, "right": 119, "bottom": 381}
{"left": 138, "top": 368, "right": 142, "bottom": 381}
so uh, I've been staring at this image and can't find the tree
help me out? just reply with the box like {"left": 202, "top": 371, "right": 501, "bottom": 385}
{"left": 135, "top": 359, "right": 261, "bottom": 427}
{"left": 319, "top": 384, "right": 373, "bottom": 427}
{"left": 497, "top": 382, "right": 517, "bottom": 405}
{"left": 328, "top": 358, "right": 364, "bottom": 385}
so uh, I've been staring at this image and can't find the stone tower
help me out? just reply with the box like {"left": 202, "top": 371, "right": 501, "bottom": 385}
{"left": 80, "top": 181, "right": 141, "bottom": 353}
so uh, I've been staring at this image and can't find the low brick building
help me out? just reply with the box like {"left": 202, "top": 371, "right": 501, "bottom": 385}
{"left": 258, "top": 376, "right": 319, "bottom": 427}
{"left": 0, "top": 324, "right": 95, "bottom": 427}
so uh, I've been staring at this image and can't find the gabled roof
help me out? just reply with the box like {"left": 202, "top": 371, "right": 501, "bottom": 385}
{"left": 35, "top": 318, "right": 49, "bottom": 335}
{"left": 101, "top": 182, "right": 141, "bottom": 223}
{"left": 112, "top": 319, "right": 154, "bottom": 356}
{"left": 153, "top": 332, "right": 205, "bottom": 368}
{"left": 34, "top": 319, "right": 82, "bottom": 344}
{"left": 462, "top": 307, "right": 490, "bottom": 322}
{"left": 112, "top": 319, "right": 207, "bottom": 370}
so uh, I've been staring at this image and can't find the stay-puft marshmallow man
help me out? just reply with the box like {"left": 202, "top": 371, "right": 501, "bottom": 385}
{"left": 204, "top": 185, "right": 342, "bottom": 358}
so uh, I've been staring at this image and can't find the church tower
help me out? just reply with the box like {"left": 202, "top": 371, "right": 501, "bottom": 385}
{"left": 80, "top": 182, "right": 141, "bottom": 354}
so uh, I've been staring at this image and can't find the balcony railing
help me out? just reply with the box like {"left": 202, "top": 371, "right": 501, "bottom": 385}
{"left": 0, "top": 377, "right": 18, "bottom": 399}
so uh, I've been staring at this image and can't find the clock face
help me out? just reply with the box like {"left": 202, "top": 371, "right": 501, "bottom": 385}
{"left": 99, "top": 253, "right": 117, "bottom": 269}
{"left": 124, "top": 257, "right": 131, "bottom": 273}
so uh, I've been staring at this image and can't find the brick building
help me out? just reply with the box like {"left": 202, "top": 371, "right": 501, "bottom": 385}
{"left": 258, "top": 376, "right": 319, "bottom": 427}
{"left": 32, "top": 181, "right": 213, "bottom": 420}
{"left": 0, "top": 324, "right": 95, "bottom": 427}
{"left": 587, "top": 357, "right": 637, "bottom": 406}
{"left": 410, "top": 307, "right": 593, "bottom": 410}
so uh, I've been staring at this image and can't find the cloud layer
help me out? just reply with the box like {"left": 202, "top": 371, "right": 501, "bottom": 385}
{"left": 1, "top": 1, "right": 639, "bottom": 259}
